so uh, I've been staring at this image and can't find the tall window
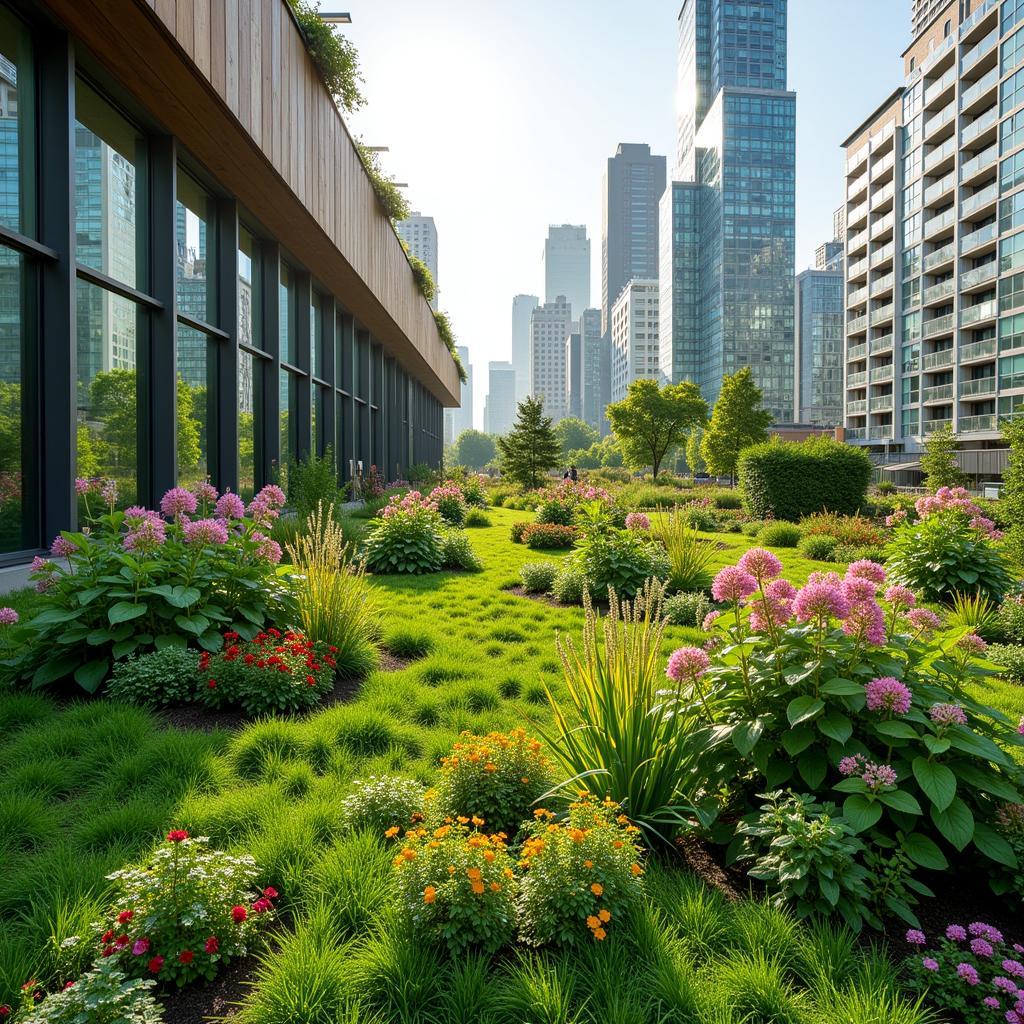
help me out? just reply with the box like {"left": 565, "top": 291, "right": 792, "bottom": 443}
{"left": 237, "top": 227, "right": 263, "bottom": 499}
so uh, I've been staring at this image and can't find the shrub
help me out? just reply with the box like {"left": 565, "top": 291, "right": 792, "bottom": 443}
{"left": 681, "top": 501, "right": 720, "bottom": 533}
{"left": 434, "top": 730, "right": 554, "bottom": 837}
{"left": 339, "top": 775, "right": 427, "bottom": 835}
{"left": 831, "top": 543, "right": 887, "bottom": 565}
{"left": 490, "top": 489, "right": 511, "bottom": 508}
{"left": 93, "top": 831, "right": 275, "bottom": 986}
{"left": 886, "top": 508, "right": 1012, "bottom": 604}
{"left": 989, "top": 644, "right": 1024, "bottom": 685}
{"left": 997, "top": 593, "right": 1024, "bottom": 643}
{"left": 712, "top": 490, "right": 743, "bottom": 509}
{"left": 460, "top": 476, "right": 489, "bottom": 509}
{"left": 522, "top": 524, "right": 577, "bottom": 550}
{"left": 198, "top": 628, "right": 336, "bottom": 716}
{"left": 947, "top": 591, "right": 998, "bottom": 638}
{"left": 14, "top": 482, "right": 291, "bottom": 693}
{"left": 904, "top": 923, "right": 1024, "bottom": 1024}
{"left": 363, "top": 492, "right": 445, "bottom": 574}
{"left": 798, "top": 534, "right": 839, "bottom": 562}
{"left": 510, "top": 521, "right": 532, "bottom": 544}
{"left": 738, "top": 792, "right": 873, "bottom": 931}
{"left": 106, "top": 648, "right": 200, "bottom": 707}
{"left": 520, "top": 561, "right": 558, "bottom": 594}
{"left": 440, "top": 532, "right": 483, "bottom": 571}
{"left": 800, "top": 512, "right": 884, "bottom": 549}
{"left": 287, "top": 0, "right": 364, "bottom": 113}
{"left": 650, "top": 509, "right": 714, "bottom": 593}
{"left": 517, "top": 799, "right": 645, "bottom": 947}
{"left": 464, "top": 509, "right": 491, "bottom": 528}
{"left": 428, "top": 482, "right": 468, "bottom": 527}
{"left": 390, "top": 819, "right": 517, "bottom": 956}
{"left": 285, "top": 503, "right": 380, "bottom": 678}
{"left": 757, "top": 522, "right": 802, "bottom": 548}
{"left": 534, "top": 495, "right": 577, "bottom": 526}
{"left": 741, "top": 520, "right": 763, "bottom": 537}
{"left": 875, "top": 480, "right": 896, "bottom": 495}
{"left": 663, "top": 591, "right": 714, "bottom": 628}
{"left": 287, "top": 446, "right": 343, "bottom": 525}
{"left": 572, "top": 529, "right": 670, "bottom": 601}
{"left": 739, "top": 437, "right": 872, "bottom": 522}
{"left": 15, "top": 962, "right": 162, "bottom": 1024}
{"left": 551, "top": 563, "right": 587, "bottom": 605}
{"left": 994, "top": 803, "right": 1024, "bottom": 906}
{"left": 383, "top": 627, "right": 434, "bottom": 659}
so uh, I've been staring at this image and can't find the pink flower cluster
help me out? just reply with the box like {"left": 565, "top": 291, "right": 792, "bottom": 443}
{"left": 183, "top": 518, "right": 230, "bottom": 546}
{"left": 907, "top": 607, "right": 942, "bottom": 634}
{"left": 865, "top": 676, "right": 912, "bottom": 715}
{"left": 624, "top": 512, "right": 650, "bottom": 531}
{"left": 666, "top": 646, "right": 710, "bottom": 683}
{"left": 956, "top": 633, "right": 988, "bottom": 656}
{"left": 428, "top": 481, "right": 466, "bottom": 505}
{"left": 0, "top": 607, "right": 18, "bottom": 625}
{"left": 929, "top": 702, "right": 967, "bottom": 728}
{"left": 915, "top": 486, "right": 1003, "bottom": 539}
{"left": 792, "top": 573, "right": 850, "bottom": 624}
{"left": 838, "top": 753, "right": 897, "bottom": 791}
{"left": 380, "top": 490, "right": 438, "bottom": 519}
{"left": 711, "top": 565, "right": 758, "bottom": 603}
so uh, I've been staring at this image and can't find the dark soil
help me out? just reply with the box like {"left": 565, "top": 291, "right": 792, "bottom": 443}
{"left": 505, "top": 584, "right": 564, "bottom": 608}
{"left": 160, "top": 954, "right": 252, "bottom": 1023}
{"left": 674, "top": 835, "right": 744, "bottom": 902}
{"left": 379, "top": 651, "right": 414, "bottom": 673}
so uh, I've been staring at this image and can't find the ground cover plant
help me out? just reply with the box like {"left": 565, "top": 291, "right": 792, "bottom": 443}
{"left": 0, "top": 506, "right": 1021, "bottom": 1022}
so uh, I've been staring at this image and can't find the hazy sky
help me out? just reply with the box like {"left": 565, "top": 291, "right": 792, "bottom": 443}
{"left": 344, "top": 0, "right": 908, "bottom": 426}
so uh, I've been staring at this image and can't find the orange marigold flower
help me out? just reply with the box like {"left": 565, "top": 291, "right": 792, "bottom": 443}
{"left": 503, "top": 867, "right": 514, "bottom": 878}
{"left": 448, "top": 865, "right": 456, "bottom": 875}
{"left": 434, "top": 826, "right": 450, "bottom": 839}
{"left": 400, "top": 848, "right": 416, "bottom": 861}
{"left": 584, "top": 860, "right": 594, "bottom": 869}
{"left": 598, "top": 909, "right": 611, "bottom": 923}
{"left": 470, "top": 880, "right": 485, "bottom": 895}
{"left": 613, "top": 840, "right": 624, "bottom": 849}
{"left": 533, "top": 808, "right": 548, "bottom": 818}
{"left": 586, "top": 915, "right": 600, "bottom": 929}
{"left": 591, "top": 883, "right": 603, "bottom": 896}
{"left": 568, "top": 829, "right": 585, "bottom": 843}
{"left": 483, "top": 850, "right": 496, "bottom": 863}
{"left": 471, "top": 816, "right": 485, "bottom": 827}
{"left": 467, "top": 867, "right": 482, "bottom": 881}
{"left": 484, "top": 763, "right": 497, "bottom": 773}
{"left": 593, "top": 927, "right": 607, "bottom": 941}
{"left": 384, "top": 827, "right": 399, "bottom": 838}
{"left": 457, "top": 816, "right": 469, "bottom": 824}
{"left": 630, "top": 863, "right": 643, "bottom": 876}
{"left": 520, "top": 777, "right": 530, "bottom": 784}
{"left": 489, "top": 882, "right": 501, "bottom": 892}
{"left": 423, "top": 886, "right": 436, "bottom": 904}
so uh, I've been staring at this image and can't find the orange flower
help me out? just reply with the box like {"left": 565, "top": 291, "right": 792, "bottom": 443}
{"left": 568, "top": 829, "right": 585, "bottom": 843}
{"left": 484, "top": 763, "right": 497, "bottom": 773}
{"left": 470, "top": 880, "right": 485, "bottom": 895}
{"left": 467, "top": 867, "right": 482, "bottom": 881}
{"left": 503, "top": 867, "right": 514, "bottom": 879}
{"left": 457, "top": 816, "right": 469, "bottom": 824}
{"left": 483, "top": 850, "right": 496, "bottom": 863}
{"left": 489, "top": 882, "right": 501, "bottom": 892}
{"left": 630, "top": 863, "right": 643, "bottom": 876}
{"left": 434, "top": 826, "right": 451, "bottom": 839}
{"left": 520, "top": 777, "right": 530, "bottom": 784}
{"left": 384, "top": 826, "right": 399, "bottom": 838}
{"left": 598, "top": 909, "right": 611, "bottom": 923}
{"left": 613, "top": 840, "right": 624, "bottom": 849}
{"left": 586, "top": 915, "right": 600, "bottom": 929}
{"left": 423, "top": 886, "right": 436, "bottom": 904}
{"left": 584, "top": 860, "right": 594, "bottom": 869}
{"left": 448, "top": 865, "right": 456, "bottom": 875}
{"left": 591, "top": 883, "right": 603, "bottom": 896}
{"left": 400, "top": 848, "right": 416, "bottom": 861}
{"left": 471, "top": 816, "right": 485, "bottom": 827}
{"left": 593, "top": 927, "right": 607, "bottom": 941}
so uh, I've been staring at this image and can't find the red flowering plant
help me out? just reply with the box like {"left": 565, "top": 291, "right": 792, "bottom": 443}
{"left": 197, "top": 628, "right": 337, "bottom": 716}
{"left": 91, "top": 830, "right": 277, "bottom": 987}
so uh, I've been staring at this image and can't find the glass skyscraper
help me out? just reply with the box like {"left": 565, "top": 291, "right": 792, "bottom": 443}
{"left": 660, "top": 0, "right": 796, "bottom": 423}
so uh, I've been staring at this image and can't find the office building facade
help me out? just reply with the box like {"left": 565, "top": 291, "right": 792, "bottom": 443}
{"left": 0, "top": 0, "right": 458, "bottom": 565}
{"left": 511, "top": 293, "right": 538, "bottom": 404}
{"left": 543, "top": 225, "right": 590, "bottom": 318}
{"left": 796, "top": 267, "right": 844, "bottom": 425}
{"left": 565, "top": 331, "right": 583, "bottom": 420}
{"left": 395, "top": 212, "right": 439, "bottom": 310}
{"left": 579, "top": 307, "right": 609, "bottom": 434}
{"left": 484, "top": 361, "right": 516, "bottom": 436}
{"left": 611, "top": 279, "right": 660, "bottom": 403}
{"left": 529, "top": 296, "right": 573, "bottom": 422}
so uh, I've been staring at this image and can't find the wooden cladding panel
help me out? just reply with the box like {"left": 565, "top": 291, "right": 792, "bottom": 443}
{"left": 48, "top": 0, "right": 459, "bottom": 403}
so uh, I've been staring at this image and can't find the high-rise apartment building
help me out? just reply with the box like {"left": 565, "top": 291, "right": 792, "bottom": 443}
{"left": 511, "top": 293, "right": 539, "bottom": 403}
{"left": 543, "top": 225, "right": 590, "bottom": 318}
{"left": 912, "top": 0, "right": 955, "bottom": 39}
{"left": 601, "top": 143, "right": 667, "bottom": 336}
{"left": 529, "top": 296, "right": 573, "bottom": 422}
{"left": 660, "top": 0, "right": 796, "bottom": 422}
{"left": 484, "top": 361, "right": 516, "bottom": 436}
{"left": 611, "top": 280, "right": 660, "bottom": 403}
{"left": 842, "top": 0, "right": 1015, "bottom": 456}
{"left": 395, "top": 212, "right": 439, "bottom": 310}
{"left": 444, "top": 345, "right": 473, "bottom": 445}
{"left": 579, "top": 308, "right": 609, "bottom": 434}
{"left": 795, "top": 267, "right": 844, "bottom": 426}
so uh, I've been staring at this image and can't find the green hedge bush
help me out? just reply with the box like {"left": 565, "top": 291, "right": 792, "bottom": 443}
{"left": 738, "top": 438, "right": 872, "bottom": 522}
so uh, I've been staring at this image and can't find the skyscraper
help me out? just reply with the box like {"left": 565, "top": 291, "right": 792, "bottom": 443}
{"left": 395, "top": 212, "right": 439, "bottom": 310}
{"left": 911, "top": 0, "right": 952, "bottom": 38}
{"left": 661, "top": 0, "right": 796, "bottom": 422}
{"left": 543, "top": 225, "right": 590, "bottom": 318}
{"left": 511, "top": 293, "right": 539, "bottom": 404}
{"left": 529, "top": 296, "right": 573, "bottom": 422}
{"left": 601, "top": 143, "right": 667, "bottom": 337}
{"left": 579, "top": 308, "right": 610, "bottom": 435}
{"left": 484, "top": 361, "right": 517, "bottom": 436}
{"left": 565, "top": 330, "right": 583, "bottom": 420}
{"left": 611, "top": 280, "right": 660, "bottom": 403}
{"left": 444, "top": 345, "right": 473, "bottom": 445}
{"left": 795, "top": 266, "right": 844, "bottom": 427}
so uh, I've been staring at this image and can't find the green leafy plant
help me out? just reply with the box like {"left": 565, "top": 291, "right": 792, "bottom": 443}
{"left": 988, "top": 643, "right": 1024, "bottom": 685}
{"left": 287, "top": 0, "right": 365, "bottom": 113}
{"left": 947, "top": 591, "right": 998, "bottom": 638}
{"left": 521, "top": 561, "right": 558, "bottom": 594}
{"left": 286, "top": 446, "right": 343, "bottom": 525}
{"left": 535, "top": 494, "right": 578, "bottom": 526}
{"left": 831, "top": 543, "right": 887, "bottom": 565}
{"left": 440, "top": 531, "right": 483, "bottom": 572}
{"left": 510, "top": 521, "right": 531, "bottom": 544}
{"left": 551, "top": 562, "right": 588, "bottom": 605}
{"left": 798, "top": 534, "right": 839, "bottom": 561}
{"left": 570, "top": 526, "right": 670, "bottom": 601}
{"left": 662, "top": 590, "right": 714, "bottom": 627}
{"left": 464, "top": 509, "right": 491, "bottom": 528}
{"left": 800, "top": 512, "right": 884, "bottom": 548}
{"left": 106, "top": 647, "right": 201, "bottom": 708}
{"left": 431, "top": 310, "right": 468, "bottom": 384}
{"left": 429, "top": 482, "right": 468, "bottom": 526}
{"left": 354, "top": 141, "right": 410, "bottom": 222}
{"left": 15, "top": 961, "right": 163, "bottom": 1024}
{"left": 997, "top": 593, "right": 1024, "bottom": 643}
{"left": 339, "top": 775, "right": 427, "bottom": 835}
{"left": 363, "top": 492, "right": 445, "bottom": 574}
{"left": 650, "top": 509, "right": 714, "bottom": 593}
{"left": 701, "top": 367, "right": 773, "bottom": 482}
{"left": 523, "top": 524, "right": 577, "bottom": 550}
{"left": 757, "top": 522, "right": 803, "bottom": 548}
{"left": 919, "top": 422, "right": 967, "bottom": 491}
{"left": 517, "top": 798, "right": 645, "bottom": 947}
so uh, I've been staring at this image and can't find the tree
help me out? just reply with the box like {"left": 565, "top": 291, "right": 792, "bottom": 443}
{"left": 701, "top": 367, "right": 773, "bottom": 482}
{"left": 1002, "top": 417, "right": 1024, "bottom": 567}
{"left": 496, "top": 396, "right": 561, "bottom": 490}
{"left": 685, "top": 425, "right": 705, "bottom": 479}
{"left": 920, "top": 421, "right": 966, "bottom": 490}
{"left": 555, "top": 418, "right": 599, "bottom": 459}
{"left": 176, "top": 377, "right": 202, "bottom": 476}
{"left": 453, "top": 429, "right": 497, "bottom": 470}
{"left": 606, "top": 378, "right": 707, "bottom": 478}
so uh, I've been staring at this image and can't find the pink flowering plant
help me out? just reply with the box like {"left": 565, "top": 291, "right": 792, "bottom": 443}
{"left": 6, "top": 482, "right": 294, "bottom": 693}
{"left": 903, "top": 922, "right": 1024, "bottom": 1024}
{"left": 680, "top": 551, "right": 1024, "bottom": 926}
{"left": 363, "top": 491, "right": 446, "bottom": 574}
{"left": 428, "top": 480, "right": 468, "bottom": 526}
{"left": 534, "top": 479, "right": 621, "bottom": 528}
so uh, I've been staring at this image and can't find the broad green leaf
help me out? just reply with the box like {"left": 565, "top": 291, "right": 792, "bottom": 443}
{"left": 817, "top": 711, "right": 853, "bottom": 744}
{"left": 930, "top": 797, "right": 974, "bottom": 851}
{"left": 31, "top": 654, "right": 80, "bottom": 688}
{"left": 798, "top": 747, "right": 827, "bottom": 790}
{"left": 948, "top": 728, "right": 1010, "bottom": 766}
{"left": 912, "top": 757, "right": 956, "bottom": 812}
{"left": 74, "top": 658, "right": 109, "bottom": 693}
{"left": 953, "top": 762, "right": 1023, "bottom": 804}
{"left": 787, "top": 696, "right": 824, "bottom": 727}
{"left": 108, "top": 601, "right": 147, "bottom": 625}
{"left": 972, "top": 823, "right": 1018, "bottom": 868}
{"left": 842, "top": 794, "right": 882, "bottom": 834}
{"left": 876, "top": 790, "right": 922, "bottom": 815}
{"left": 781, "top": 726, "right": 815, "bottom": 756}
{"left": 873, "top": 720, "right": 919, "bottom": 740}
{"left": 820, "top": 678, "right": 863, "bottom": 696}
{"left": 902, "top": 832, "right": 948, "bottom": 870}
{"left": 154, "top": 633, "right": 188, "bottom": 651}
{"left": 732, "top": 719, "right": 764, "bottom": 757}
{"left": 30, "top": 608, "right": 83, "bottom": 627}
{"left": 764, "top": 758, "right": 794, "bottom": 788}
{"left": 922, "top": 735, "right": 950, "bottom": 756}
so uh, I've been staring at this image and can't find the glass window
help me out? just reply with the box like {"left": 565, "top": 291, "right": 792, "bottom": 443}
{"left": 1005, "top": 0, "right": 1024, "bottom": 36}
{"left": 280, "top": 262, "right": 296, "bottom": 365}
{"left": 0, "top": 9, "right": 34, "bottom": 236}
{"left": 279, "top": 368, "right": 295, "bottom": 488}
{"left": 1003, "top": 67, "right": 1024, "bottom": 117}
{"left": 1001, "top": 150, "right": 1024, "bottom": 195}
{"left": 1003, "top": 190, "right": 1024, "bottom": 236}
{"left": 311, "top": 292, "right": 323, "bottom": 378}
{"left": 1001, "top": 230, "right": 1024, "bottom": 273}
{"left": 76, "top": 278, "right": 140, "bottom": 508}
{"left": 1005, "top": 24, "right": 1024, "bottom": 75}
{"left": 999, "top": 393, "right": 1024, "bottom": 417}
{"left": 238, "top": 227, "right": 262, "bottom": 351}
{"left": 176, "top": 325, "right": 210, "bottom": 487}
{"left": 1000, "top": 312, "right": 1024, "bottom": 350}
{"left": 0, "top": 246, "right": 30, "bottom": 552}
{"left": 75, "top": 80, "right": 145, "bottom": 289}
{"left": 238, "top": 349, "right": 259, "bottom": 500}
{"left": 1002, "top": 270, "right": 1024, "bottom": 312}
{"left": 902, "top": 310, "right": 921, "bottom": 343}
{"left": 1002, "top": 109, "right": 1024, "bottom": 156}
{"left": 1000, "top": 352, "right": 1024, "bottom": 388}
{"left": 176, "top": 171, "right": 216, "bottom": 325}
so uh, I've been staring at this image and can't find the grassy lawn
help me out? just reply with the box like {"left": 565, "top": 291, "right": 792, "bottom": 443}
{"left": 0, "top": 507, "right": 996, "bottom": 1021}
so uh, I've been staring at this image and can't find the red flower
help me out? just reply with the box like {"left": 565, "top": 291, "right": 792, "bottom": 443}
{"left": 263, "top": 886, "right": 279, "bottom": 899}
{"left": 268, "top": 628, "right": 280, "bottom": 637}
{"left": 204, "top": 936, "right": 219, "bottom": 954}
{"left": 117, "top": 910, "right": 134, "bottom": 924}
{"left": 244, "top": 653, "right": 255, "bottom": 664}
{"left": 329, "top": 645, "right": 338, "bottom": 653}
{"left": 0, "top": 1006, "right": 10, "bottom": 1018}
{"left": 115, "top": 934, "right": 130, "bottom": 948}
{"left": 224, "top": 631, "right": 239, "bottom": 641}
{"left": 231, "top": 905, "right": 247, "bottom": 923}
{"left": 147, "top": 956, "right": 164, "bottom": 974}
{"left": 278, "top": 664, "right": 289, "bottom": 673}
{"left": 178, "top": 950, "right": 194, "bottom": 964}
{"left": 252, "top": 898, "right": 272, "bottom": 913}
{"left": 208, "top": 679, "right": 217, "bottom": 689}
{"left": 63, "top": 981, "right": 74, "bottom": 990}
{"left": 256, "top": 659, "right": 267, "bottom": 669}
{"left": 101, "top": 929, "right": 114, "bottom": 943}
{"left": 306, "top": 675, "right": 315, "bottom": 686}
{"left": 166, "top": 829, "right": 189, "bottom": 843}
{"left": 102, "top": 945, "right": 114, "bottom": 957}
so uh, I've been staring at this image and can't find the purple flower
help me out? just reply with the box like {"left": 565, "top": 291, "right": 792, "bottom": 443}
{"left": 192, "top": 481, "right": 218, "bottom": 504}
{"left": 971, "top": 923, "right": 1004, "bottom": 943}
{"left": 922, "top": 957, "right": 939, "bottom": 972}
{"left": 907, "top": 608, "right": 941, "bottom": 633}
{"left": 123, "top": 505, "right": 159, "bottom": 524}
{"left": 929, "top": 703, "right": 967, "bottom": 728}
{"left": 957, "top": 633, "right": 988, "bottom": 656}
{"left": 711, "top": 566, "right": 758, "bottom": 603}
{"left": 972, "top": 938, "right": 995, "bottom": 958}
{"left": 0, "top": 607, "right": 18, "bottom": 625}
{"left": 843, "top": 599, "right": 886, "bottom": 646}
{"left": 100, "top": 479, "right": 118, "bottom": 507}
{"left": 843, "top": 576, "right": 878, "bottom": 605}
{"left": 884, "top": 585, "right": 916, "bottom": 609}
{"left": 251, "top": 531, "right": 282, "bottom": 564}
{"left": 838, "top": 755, "right": 864, "bottom": 777}
{"left": 958, "top": 962, "right": 981, "bottom": 986}
{"left": 624, "top": 512, "right": 650, "bottom": 531}
{"left": 846, "top": 559, "right": 886, "bottom": 586}
{"left": 861, "top": 762, "right": 897, "bottom": 791}
{"left": 701, "top": 610, "right": 722, "bottom": 631}
{"left": 255, "top": 484, "right": 286, "bottom": 509}
{"left": 737, "top": 547, "right": 782, "bottom": 583}
{"left": 74, "top": 477, "right": 94, "bottom": 496}
{"left": 50, "top": 535, "right": 76, "bottom": 559}
{"left": 865, "top": 676, "right": 912, "bottom": 715}
{"left": 666, "top": 646, "right": 711, "bottom": 684}
{"left": 765, "top": 579, "right": 796, "bottom": 602}
{"left": 986, "top": 997, "right": 1003, "bottom": 1009}
{"left": 946, "top": 924, "right": 968, "bottom": 941}
{"left": 905, "top": 929, "right": 927, "bottom": 946}
{"left": 793, "top": 579, "right": 850, "bottom": 624}
{"left": 1004, "top": 961, "right": 1024, "bottom": 980}
{"left": 131, "top": 939, "right": 149, "bottom": 957}
{"left": 182, "top": 518, "right": 229, "bottom": 546}
{"left": 160, "top": 487, "right": 198, "bottom": 519}
{"left": 215, "top": 491, "right": 246, "bottom": 519}
{"left": 123, "top": 517, "right": 166, "bottom": 552}
{"left": 996, "top": 977, "right": 1021, "bottom": 994}
{"left": 1018, "top": 717, "right": 1024, "bottom": 737}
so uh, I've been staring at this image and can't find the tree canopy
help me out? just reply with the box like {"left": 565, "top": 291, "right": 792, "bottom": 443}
{"left": 452, "top": 429, "right": 497, "bottom": 470}
{"left": 496, "top": 396, "right": 561, "bottom": 490}
{"left": 700, "top": 367, "right": 772, "bottom": 480}
{"left": 920, "top": 421, "right": 966, "bottom": 491}
{"left": 555, "top": 418, "right": 599, "bottom": 459}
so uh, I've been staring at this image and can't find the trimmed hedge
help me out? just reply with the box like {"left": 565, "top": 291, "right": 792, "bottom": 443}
{"left": 738, "top": 437, "right": 872, "bottom": 522}
{"left": 522, "top": 523, "right": 577, "bottom": 549}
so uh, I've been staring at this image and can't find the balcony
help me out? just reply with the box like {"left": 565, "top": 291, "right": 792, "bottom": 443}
{"left": 847, "top": 284, "right": 869, "bottom": 306}
{"left": 847, "top": 370, "right": 868, "bottom": 388}
{"left": 872, "top": 210, "right": 895, "bottom": 240}
{"left": 925, "top": 64, "right": 957, "bottom": 108}
{"left": 847, "top": 173, "right": 868, "bottom": 201}
{"left": 847, "top": 313, "right": 868, "bottom": 334}
{"left": 960, "top": 66, "right": 999, "bottom": 114}
{"left": 960, "top": 182, "right": 998, "bottom": 219}
{"left": 848, "top": 201, "right": 868, "bottom": 228}
{"left": 870, "top": 364, "right": 894, "bottom": 383}
{"left": 960, "top": 221, "right": 998, "bottom": 254}
{"left": 960, "top": 261, "right": 997, "bottom": 291}
{"left": 869, "top": 395, "right": 893, "bottom": 412}
{"left": 870, "top": 303, "right": 894, "bottom": 326}
{"left": 923, "top": 171, "right": 955, "bottom": 206}
{"left": 870, "top": 241, "right": 895, "bottom": 268}
{"left": 923, "top": 383, "right": 955, "bottom": 403}
{"left": 870, "top": 273, "right": 894, "bottom": 298}
{"left": 869, "top": 425, "right": 895, "bottom": 440}
{"left": 961, "top": 143, "right": 998, "bottom": 183}
{"left": 960, "top": 105, "right": 998, "bottom": 148}
{"left": 869, "top": 119, "right": 896, "bottom": 152}
{"left": 846, "top": 143, "right": 868, "bottom": 176}
{"left": 959, "top": 337, "right": 997, "bottom": 362}
{"left": 961, "top": 298, "right": 998, "bottom": 326}
{"left": 845, "top": 426, "right": 868, "bottom": 440}
{"left": 960, "top": 413, "right": 998, "bottom": 432}
{"left": 923, "top": 347, "right": 955, "bottom": 369}
{"left": 960, "top": 376, "right": 996, "bottom": 397}
{"left": 871, "top": 181, "right": 896, "bottom": 212}
{"left": 923, "top": 207, "right": 956, "bottom": 239}
{"left": 871, "top": 151, "right": 896, "bottom": 181}
{"left": 960, "top": 27, "right": 998, "bottom": 75}
{"left": 922, "top": 278, "right": 955, "bottom": 306}
{"left": 925, "top": 136, "right": 957, "bottom": 174}
{"left": 847, "top": 229, "right": 868, "bottom": 254}
{"left": 846, "top": 398, "right": 868, "bottom": 414}
{"left": 959, "top": 0, "right": 998, "bottom": 38}
{"left": 923, "top": 417, "right": 954, "bottom": 433}
{"left": 922, "top": 313, "right": 955, "bottom": 340}
{"left": 924, "top": 100, "right": 957, "bottom": 141}
{"left": 847, "top": 256, "right": 869, "bottom": 281}
{"left": 923, "top": 241, "right": 956, "bottom": 273}
{"left": 847, "top": 342, "right": 868, "bottom": 361}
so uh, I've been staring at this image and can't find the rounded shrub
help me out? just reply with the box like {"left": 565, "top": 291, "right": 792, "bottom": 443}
{"left": 573, "top": 531, "right": 671, "bottom": 601}
{"left": 339, "top": 774, "right": 426, "bottom": 835}
{"left": 520, "top": 560, "right": 558, "bottom": 594}
{"left": 712, "top": 491, "right": 743, "bottom": 510}
{"left": 535, "top": 495, "right": 577, "bottom": 526}
{"left": 988, "top": 642, "right": 1024, "bottom": 685}
{"left": 552, "top": 563, "right": 587, "bottom": 605}
{"left": 741, "top": 520, "right": 763, "bottom": 537}
{"left": 382, "top": 627, "right": 434, "bottom": 659}
{"left": 440, "top": 531, "right": 483, "bottom": 571}
{"left": 106, "top": 647, "right": 201, "bottom": 707}
{"left": 662, "top": 590, "right": 714, "bottom": 628}
{"left": 364, "top": 493, "right": 445, "bottom": 574}
{"left": 510, "top": 520, "right": 531, "bottom": 544}
{"left": 831, "top": 543, "right": 887, "bottom": 565}
{"left": 428, "top": 482, "right": 468, "bottom": 527}
{"left": 738, "top": 437, "right": 872, "bottom": 522}
{"left": 797, "top": 534, "right": 839, "bottom": 562}
{"left": 464, "top": 508, "right": 491, "bottom": 528}
{"left": 522, "top": 524, "right": 577, "bottom": 549}
{"left": 756, "top": 522, "right": 802, "bottom": 548}
{"left": 996, "top": 593, "right": 1024, "bottom": 643}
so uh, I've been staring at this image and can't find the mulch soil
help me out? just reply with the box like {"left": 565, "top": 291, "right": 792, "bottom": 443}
{"left": 159, "top": 953, "right": 252, "bottom": 1023}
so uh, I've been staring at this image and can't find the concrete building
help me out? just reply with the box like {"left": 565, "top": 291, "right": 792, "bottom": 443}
{"left": 511, "top": 293, "right": 539, "bottom": 404}
{"left": 579, "top": 307, "right": 610, "bottom": 434}
{"left": 444, "top": 345, "right": 473, "bottom": 445}
{"left": 543, "top": 225, "right": 590, "bottom": 318}
{"left": 841, "top": 0, "right": 1015, "bottom": 460}
{"left": 529, "top": 296, "right": 573, "bottom": 422}
{"left": 395, "top": 212, "right": 439, "bottom": 310}
{"left": 912, "top": 0, "right": 955, "bottom": 39}
{"left": 565, "top": 331, "right": 583, "bottom": 420}
{"left": 483, "top": 361, "right": 516, "bottom": 436}
{"left": 796, "top": 267, "right": 844, "bottom": 426}
{"left": 601, "top": 143, "right": 667, "bottom": 337}
{"left": 611, "top": 280, "right": 660, "bottom": 403}
{"left": 660, "top": 0, "right": 796, "bottom": 422}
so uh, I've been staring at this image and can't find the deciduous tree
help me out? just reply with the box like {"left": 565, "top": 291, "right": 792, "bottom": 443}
{"left": 453, "top": 429, "right": 497, "bottom": 470}
{"left": 701, "top": 367, "right": 772, "bottom": 482}
{"left": 920, "top": 421, "right": 966, "bottom": 490}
